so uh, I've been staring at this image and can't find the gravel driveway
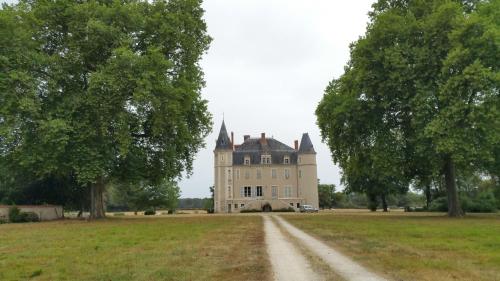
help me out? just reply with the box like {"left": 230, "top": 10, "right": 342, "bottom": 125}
{"left": 264, "top": 214, "right": 387, "bottom": 281}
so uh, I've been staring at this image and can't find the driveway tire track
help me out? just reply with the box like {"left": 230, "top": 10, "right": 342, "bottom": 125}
{"left": 273, "top": 215, "right": 387, "bottom": 281}
{"left": 263, "top": 215, "right": 320, "bottom": 281}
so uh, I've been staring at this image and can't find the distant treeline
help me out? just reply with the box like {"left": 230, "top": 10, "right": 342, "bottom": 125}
{"left": 178, "top": 198, "right": 212, "bottom": 209}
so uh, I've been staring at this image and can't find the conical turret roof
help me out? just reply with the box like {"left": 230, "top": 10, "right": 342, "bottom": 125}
{"left": 215, "top": 120, "right": 232, "bottom": 150}
{"left": 298, "top": 133, "right": 315, "bottom": 154}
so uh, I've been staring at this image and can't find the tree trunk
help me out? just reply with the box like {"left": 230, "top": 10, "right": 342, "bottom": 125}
{"left": 444, "top": 156, "right": 463, "bottom": 217}
{"left": 381, "top": 194, "right": 388, "bottom": 212}
{"left": 367, "top": 193, "right": 377, "bottom": 212}
{"left": 89, "top": 177, "right": 106, "bottom": 219}
{"left": 425, "top": 184, "right": 431, "bottom": 209}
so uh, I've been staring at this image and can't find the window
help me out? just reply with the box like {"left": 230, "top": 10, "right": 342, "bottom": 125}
{"left": 284, "top": 186, "right": 292, "bottom": 197}
{"left": 236, "top": 169, "right": 240, "bottom": 179}
{"left": 221, "top": 155, "right": 224, "bottom": 161}
{"left": 284, "top": 156, "right": 290, "bottom": 164}
{"left": 271, "top": 169, "right": 277, "bottom": 179}
{"left": 256, "top": 169, "right": 262, "bottom": 179}
{"left": 244, "top": 156, "right": 250, "bottom": 165}
{"left": 256, "top": 186, "right": 263, "bottom": 197}
{"left": 235, "top": 204, "right": 238, "bottom": 209}
{"left": 297, "top": 203, "right": 300, "bottom": 208}
{"left": 298, "top": 157, "right": 301, "bottom": 163}
{"left": 244, "top": 186, "right": 252, "bottom": 197}
{"left": 272, "top": 186, "right": 277, "bottom": 199}
{"left": 245, "top": 170, "right": 250, "bottom": 179}
{"left": 284, "top": 169, "right": 290, "bottom": 179}
{"left": 261, "top": 154, "right": 271, "bottom": 164}
{"left": 241, "top": 203, "right": 245, "bottom": 208}
{"left": 228, "top": 186, "right": 231, "bottom": 198}
{"left": 299, "top": 170, "right": 302, "bottom": 178}
{"left": 290, "top": 203, "right": 294, "bottom": 206}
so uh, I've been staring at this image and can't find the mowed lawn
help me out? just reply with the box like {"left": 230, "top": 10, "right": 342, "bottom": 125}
{"left": 282, "top": 211, "right": 500, "bottom": 281}
{"left": 0, "top": 215, "right": 269, "bottom": 281}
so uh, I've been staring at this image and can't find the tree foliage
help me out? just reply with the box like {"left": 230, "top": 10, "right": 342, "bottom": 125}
{"left": 316, "top": 0, "right": 499, "bottom": 217}
{"left": 0, "top": 0, "right": 212, "bottom": 218}
{"left": 318, "top": 183, "right": 336, "bottom": 209}
{"left": 109, "top": 180, "right": 180, "bottom": 212}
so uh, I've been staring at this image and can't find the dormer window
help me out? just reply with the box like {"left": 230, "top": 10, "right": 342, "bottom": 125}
{"left": 261, "top": 154, "right": 271, "bottom": 164}
{"left": 284, "top": 156, "right": 290, "bottom": 164}
{"left": 244, "top": 156, "right": 250, "bottom": 165}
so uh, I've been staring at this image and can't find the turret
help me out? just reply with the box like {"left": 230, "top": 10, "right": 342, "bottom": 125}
{"left": 297, "top": 133, "right": 319, "bottom": 209}
{"left": 214, "top": 120, "right": 233, "bottom": 213}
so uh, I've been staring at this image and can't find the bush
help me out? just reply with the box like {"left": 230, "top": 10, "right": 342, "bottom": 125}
{"left": 144, "top": 209, "right": 156, "bottom": 215}
{"left": 8, "top": 207, "right": 40, "bottom": 223}
{"left": 272, "top": 207, "right": 295, "bottom": 212}
{"left": 428, "top": 193, "right": 497, "bottom": 213}
{"left": 24, "top": 212, "right": 40, "bottom": 222}
{"left": 368, "top": 201, "right": 378, "bottom": 212}
{"left": 404, "top": 206, "right": 415, "bottom": 212}
{"left": 240, "top": 209, "right": 261, "bottom": 213}
{"left": 8, "top": 206, "right": 22, "bottom": 222}
{"left": 167, "top": 209, "right": 174, "bottom": 214}
{"left": 429, "top": 197, "right": 448, "bottom": 212}
{"left": 466, "top": 191, "right": 497, "bottom": 213}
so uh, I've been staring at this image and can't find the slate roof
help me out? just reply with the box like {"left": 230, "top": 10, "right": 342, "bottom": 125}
{"left": 298, "top": 133, "right": 316, "bottom": 154}
{"left": 233, "top": 138, "right": 298, "bottom": 165}
{"left": 215, "top": 120, "right": 232, "bottom": 150}
{"left": 214, "top": 121, "right": 315, "bottom": 164}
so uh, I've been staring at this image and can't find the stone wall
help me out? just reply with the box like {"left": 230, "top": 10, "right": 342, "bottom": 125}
{"left": 0, "top": 205, "right": 63, "bottom": 221}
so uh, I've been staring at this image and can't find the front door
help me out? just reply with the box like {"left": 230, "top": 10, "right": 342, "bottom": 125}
{"left": 262, "top": 203, "right": 272, "bottom": 212}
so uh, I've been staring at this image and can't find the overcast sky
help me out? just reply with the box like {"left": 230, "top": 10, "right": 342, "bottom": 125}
{"left": 180, "top": 0, "right": 376, "bottom": 198}
{"left": 2, "top": 0, "right": 376, "bottom": 198}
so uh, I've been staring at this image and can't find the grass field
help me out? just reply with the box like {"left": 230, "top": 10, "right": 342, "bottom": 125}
{"left": 0, "top": 215, "right": 269, "bottom": 281}
{"left": 282, "top": 211, "right": 500, "bottom": 281}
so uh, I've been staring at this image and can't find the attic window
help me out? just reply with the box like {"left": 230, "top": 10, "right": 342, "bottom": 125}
{"left": 244, "top": 156, "right": 250, "bottom": 165}
{"left": 261, "top": 154, "right": 271, "bottom": 164}
{"left": 284, "top": 156, "right": 290, "bottom": 164}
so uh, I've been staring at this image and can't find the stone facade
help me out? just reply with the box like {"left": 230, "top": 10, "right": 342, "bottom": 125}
{"left": 213, "top": 121, "right": 319, "bottom": 213}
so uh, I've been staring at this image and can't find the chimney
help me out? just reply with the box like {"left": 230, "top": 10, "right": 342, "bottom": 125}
{"left": 260, "top": 133, "right": 267, "bottom": 145}
{"left": 294, "top": 140, "right": 298, "bottom": 150}
{"left": 231, "top": 131, "right": 234, "bottom": 150}
{"left": 244, "top": 135, "right": 250, "bottom": 141}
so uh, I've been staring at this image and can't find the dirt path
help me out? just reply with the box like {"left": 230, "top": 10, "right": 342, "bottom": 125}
{"left": 263, "top": 215, "right": 320, "bottom": 281}
{"left": 273, "top": 215, "right": 387, "bottom": 281}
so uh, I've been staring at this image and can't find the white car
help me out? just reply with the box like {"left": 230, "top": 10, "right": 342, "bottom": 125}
{"left": 300, "top": 205, "right": 318, "bottom": 213}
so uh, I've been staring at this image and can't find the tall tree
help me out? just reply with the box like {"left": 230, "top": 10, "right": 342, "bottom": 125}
{"left": 0, "top": 0, "right": 212, "bottom": 218}
{"left": 317, "top": 0, "right": 498, "bottom": 217}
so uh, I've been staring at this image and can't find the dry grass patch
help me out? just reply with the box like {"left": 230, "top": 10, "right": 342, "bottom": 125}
{"left": 282, "top": 211, "right": 500, "bottom": 281}
{"left": 0, "top": 215, "right": 270, "bottom": 281}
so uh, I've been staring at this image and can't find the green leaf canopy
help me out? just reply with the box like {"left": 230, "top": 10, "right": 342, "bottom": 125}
{"left": 0, "top": 0, "right": 212, "bottom": 188}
